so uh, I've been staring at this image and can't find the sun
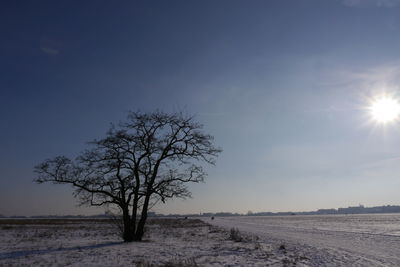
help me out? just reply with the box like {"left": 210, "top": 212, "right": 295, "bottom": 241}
{"left": 370, "top": 96, "right": 400, "bottom": 123}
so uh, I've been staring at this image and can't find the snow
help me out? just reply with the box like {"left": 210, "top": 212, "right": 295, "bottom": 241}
{"left": 204, "top": 214, "right": 400, "bottom": 266}
{"left": 0, "top": 218, "right": 308, "bottom": 266}
{"left": 3, "top": 214, "right": 399, "bottom": 266}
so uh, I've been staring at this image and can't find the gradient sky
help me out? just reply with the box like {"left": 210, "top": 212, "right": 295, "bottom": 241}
{"left": 2, "top": 0, "right": 400, "bottom": 216}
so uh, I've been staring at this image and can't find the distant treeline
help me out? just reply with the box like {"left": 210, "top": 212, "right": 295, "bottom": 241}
{"left": 0, "top": 214, "right": 112, "bottom": 219}
{"left": 2, "top": 205, "right": 400, "bottom": 218}
{"left": 177, "top": 205, "right": 400, "bottom": 217}
{"left": 202, "top": 205, "right": 400, "bottom": 217}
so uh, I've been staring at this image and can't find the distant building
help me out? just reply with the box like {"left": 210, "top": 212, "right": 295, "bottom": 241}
{"left": 338, "top": 205, "right": 365, "bottom": 214}
{"left": 316, "top": 209, "right": 337, "bottom": 215}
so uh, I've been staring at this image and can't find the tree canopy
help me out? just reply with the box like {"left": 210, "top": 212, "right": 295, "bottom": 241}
{"left": 34, "top": 111, "right": 222, "bottom": 241}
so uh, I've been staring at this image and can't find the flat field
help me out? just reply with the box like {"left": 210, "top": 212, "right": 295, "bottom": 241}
{"left": 205, "top": 213, "right": 400, "bottom": 266}
{"left": 0, "top": 218, "right": 307, "bottom": 266}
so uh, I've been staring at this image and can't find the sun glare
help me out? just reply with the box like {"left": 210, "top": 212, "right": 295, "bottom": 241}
{"left": 370, "top": 96, "right": 400, "bottom": 123}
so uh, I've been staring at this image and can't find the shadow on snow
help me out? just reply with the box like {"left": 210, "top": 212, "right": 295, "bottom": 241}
{"left": 0, "top": 241, "right": 123, "bottom": 260}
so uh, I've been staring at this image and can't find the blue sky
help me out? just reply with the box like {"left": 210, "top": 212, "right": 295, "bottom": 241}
{"left": 2, "top": 0, "right": 400, "bottom": 215}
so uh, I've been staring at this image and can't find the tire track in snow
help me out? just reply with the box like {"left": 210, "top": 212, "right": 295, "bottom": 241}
{"left": 204, "top": 215, "right": 400, "bottom": 266}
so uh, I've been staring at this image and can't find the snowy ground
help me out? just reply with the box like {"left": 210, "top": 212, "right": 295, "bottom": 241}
{"left": 204, "top": 214, "right": 400, "bottom": 266}
{"left": 0, "top": 218, "right": 308, "bottom": 266}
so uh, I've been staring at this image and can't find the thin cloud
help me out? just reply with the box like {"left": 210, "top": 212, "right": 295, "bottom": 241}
{"left": 40, "top": 46, "right": 60, "bottom": 55}
{"left": 342, "top": 0, "right": 400, "bottom": 7}
{"left": 39, "top": 38, "right": 61, "bottom": 55}
{"left": 330, "top": 62, "right": 400, "bottom": 96}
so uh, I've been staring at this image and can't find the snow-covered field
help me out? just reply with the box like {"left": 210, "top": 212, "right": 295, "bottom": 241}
{"left": 3, "top": 214, "right": 399, "bottom": 266}
{"left": 205, "top": 214, "right": 400, "bottom": 266}
{"left": 0, "top": 218, "right": 307, "bottom": 266}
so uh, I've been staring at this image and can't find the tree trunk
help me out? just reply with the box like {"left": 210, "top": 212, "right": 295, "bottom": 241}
{"left": 122, "top": 208, "right": 134, "bottom": 242}
{"left": 130, "top": 192, "right": 139, "bottom": 234}
{"left": 134, "top": 195, "right": 150, "bottom": 241}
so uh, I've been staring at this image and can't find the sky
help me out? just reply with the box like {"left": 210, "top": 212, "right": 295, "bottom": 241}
{"left": 2, "top": 0, "right": 400, "bottom": 216}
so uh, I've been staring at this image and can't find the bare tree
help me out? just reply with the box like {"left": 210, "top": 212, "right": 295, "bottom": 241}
{"left": 34, "top": 111, "right": 222, "bottom": 241}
